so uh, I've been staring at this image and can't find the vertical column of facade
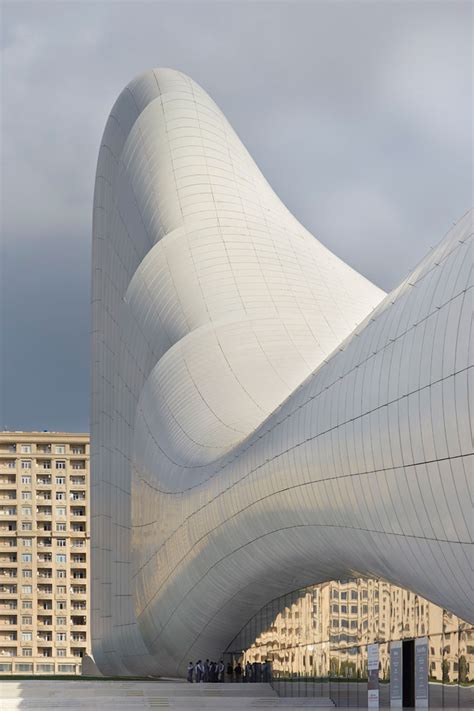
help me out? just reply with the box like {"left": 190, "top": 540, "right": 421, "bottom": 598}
{"left": 0, "top": 433, "right": 90, "bottom": 676}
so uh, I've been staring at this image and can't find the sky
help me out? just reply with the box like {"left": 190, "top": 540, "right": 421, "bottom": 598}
{"left": 1, "top": 0, "right": 472, "bottom": 433}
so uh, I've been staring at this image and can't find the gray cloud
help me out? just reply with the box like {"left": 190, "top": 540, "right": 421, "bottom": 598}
{"left": 1, "top": 0, "right": 472, "bottom": 431}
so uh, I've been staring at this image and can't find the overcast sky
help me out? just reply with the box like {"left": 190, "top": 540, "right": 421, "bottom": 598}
{"left": 1, "top": 0, "right": 472, "bottom": 433}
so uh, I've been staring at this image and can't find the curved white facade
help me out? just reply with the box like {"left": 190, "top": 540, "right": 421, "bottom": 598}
{"left": 91, "top": 68, "right": 473, "bottom": 677}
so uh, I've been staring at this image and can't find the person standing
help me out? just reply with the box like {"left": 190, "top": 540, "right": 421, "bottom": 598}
{"left": 195, "top": 659, "right": 202, "bottom": 683}
{"left": 203, "top": 659, "right": 210, "bottom": 682}
{"left": 218, "top": 660, "right": 225, "bottom": 682}
{"left": 187, "top": 661, "right": 194, "bottom": 683}
{"left": 234, "top": 662, "right": 242, "bottom": 682}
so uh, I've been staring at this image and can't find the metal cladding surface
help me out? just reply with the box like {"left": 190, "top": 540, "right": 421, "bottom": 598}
{"left": 91, "top": 68, "right": 473, "bottom": 677}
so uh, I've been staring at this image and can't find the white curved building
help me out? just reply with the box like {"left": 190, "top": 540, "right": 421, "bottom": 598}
{"left": 91, "top": 68, "right": 473, "bottom": 677}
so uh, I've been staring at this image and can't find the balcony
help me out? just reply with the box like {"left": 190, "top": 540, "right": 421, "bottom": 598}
{"left": 37, "top": 586, "right": 53, "bottom": 596}
{"left": 0, "top": 477, "right": 16, "bottom": 486}
{"left": 0, "top": 601, "right": 16, "bottom": 611}
{"left": 37, "top": 538, "right": 52, "bottom": 548}
{"left": 0, "top": 586, "right": 16, "bottom": 595}
{"left": 0, "top": 616, "right": 17, "bottom": 627}
{"left": 0, "top": 508, "right": 17, "bottom": 517}
{"left": 36, "top": 477, "right": 52, "bottom": 486}
{"left": 71, "top": 602, "right": 86, "bottom": 611}
{"left": 0, "top": 538, "right": 16, "bottom": 549}
{"left": 70, "top": 478, "right": 86, "bottom": 487}
{"left": 36, "top": 492, "right": 52, "bottom": 502}
{"left": 36, "top": 509, "right": 52, "bottom": 518}
{"left": 37, "top": 647, "right": 53, "bottom": 657}
{"left": 0, "top": 647, "right": 16, "bottom": 657}
{"left": 0, "top": 554, "right": 17, "bottom": 564}
{"left": 0, "top": 525, "right": 16, "bottom": 535}
{"left": 70, "top": 508, "right": 86, "bottom": 518}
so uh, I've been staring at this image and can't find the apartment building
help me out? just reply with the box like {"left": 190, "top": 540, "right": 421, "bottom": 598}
{"left": 0, "top": 432, "right": 89, "bottom": 675}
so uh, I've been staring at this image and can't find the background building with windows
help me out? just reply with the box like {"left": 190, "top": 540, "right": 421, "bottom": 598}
{"left": 0, "top": 432, "right": 89, "bottom": 675}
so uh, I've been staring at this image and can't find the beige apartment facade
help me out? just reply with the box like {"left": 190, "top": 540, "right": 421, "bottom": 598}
{"left": 0, "top": 432, "right": 89, "bottom": 675}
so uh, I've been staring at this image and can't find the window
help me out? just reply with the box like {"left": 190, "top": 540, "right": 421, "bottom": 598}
{"left": 21, "top": 553, "right": 32, "bottom": 563}
{"left": 16, "top": 663, "right": 33, "bottom": 672}
{"left": 56, "top": 523, "right": 66, "bottom": 532}
{"left": 56, "top": 507, "right": 66, "bottom": 517}
{"left": 55, "top": 445, "right": 66, "bottom": 454}
{"left": 57, "top": 601, "right": 66, "bottom": 610}
{"left": 351, "top": 591, "right": 358, "bottom": 600}
{"left": 21, "top": 460, "right": 32, "bottom": 469}
{"left": 21, "top": 491, "right": 32, "bottom": 500}
{"left": 58, "top": 663, "right": 75, "bottom": 672}
{"left": 21, "top": 632, "right": 32, "bottom": 642}
{"left": 20, "top": 445, "right": 32, "bottom": 453}
{"left": 341, "top": 592, "right": 347, "bottom": 600}
{"left": 56, "top": 632, "right": 67, "bottom": 642}
{"left": 57, "top": 648, "right": 67, "bottom": 657}
{"left": 55, "top": 492, "right": 65, "bottom": 500}
{"left": 22, "top": 601, "right": 32, "bottom": 610}
{"left": 21, "top": 476, "right": 31, "bottom": 485}
{"left": 22, "top": 570, "right": 32, "bottom": 578}
{"left": 56, "top": 616, "right": 66, "bottom": 625}
{"left": 341, "top": 605, "right": 347, "bottom": 613}
{"left": 55, "top": 461, "right": 65, "bottom": 470}
{"left": 21, "top": 522, "right": 32, "bottom": 531}
{"left": 57, "top": 569, "right": 66, "bottom": 578}
{"left": 21, "top": 507, "right": 32, "bottom": 516}
{"left": 57, "top": 538, "right": 66, "bottom": 547}
{"left": 55, "top": 554, "right": 66, "bottom": 564}
{"left": 22, "top": 616, "right": 32, "bottom": 625}
{"left": 22, "top": 648, "right": 32, "bottom": 657}
{"left": 21, "top": 538, "right": 32, "bottom": 547}
{"left": 41, "top": 460, "right": 51, "bottom": 469}
{"left": 351, "top": 605, "right": 358, "bottom": 614}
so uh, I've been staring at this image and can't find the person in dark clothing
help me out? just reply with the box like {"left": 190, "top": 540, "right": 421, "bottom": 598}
{"left": 245, "top": 661, "right": 252, "bottom": 683}
{"left": 203, "top": 659, "right": 210, "bottom": 682}
{"left": 226, "top": 662, "right": 234, "bottom": 682}
{"left": 234, "top": 662, "right": 242, "bottom": 682}
{"left": 195, "top": 659, "right": 203, "bottom": 683}
{"left": 187, "top": 661, "right": 194, "bottom": 683}
{"left": 210, "top": 661, "right": 217, "bottom": 682}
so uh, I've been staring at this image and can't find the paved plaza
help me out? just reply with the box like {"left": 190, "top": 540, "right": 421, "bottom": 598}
{"left": 1, "top": 680, "right": 337, "bottom": 711}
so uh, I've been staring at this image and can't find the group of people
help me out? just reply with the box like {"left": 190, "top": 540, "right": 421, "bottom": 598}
{"left": 187, "top": 659, "right": 225, "bottom": 683}
{"left": 186, "top": 659, "right": 272, "bottom": 683}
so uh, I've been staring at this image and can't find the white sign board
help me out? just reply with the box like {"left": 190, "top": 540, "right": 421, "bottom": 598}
{"left": 390, "top": 640, "right": 402, "bottom": 707}
{"left": 415, "top": 637, "right": 429, "bottom": 708}
{"left": 368, "top": 643, "right": 379, "bottom": 708}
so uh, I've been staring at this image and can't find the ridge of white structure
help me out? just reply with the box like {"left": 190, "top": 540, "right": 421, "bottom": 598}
{"left": 91, "top": 68, "right": 473, "bottom": 677}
